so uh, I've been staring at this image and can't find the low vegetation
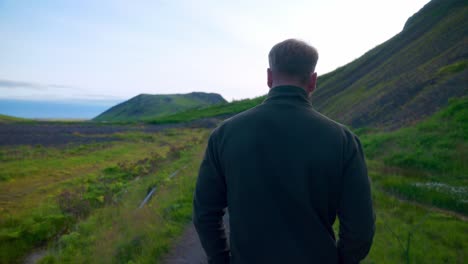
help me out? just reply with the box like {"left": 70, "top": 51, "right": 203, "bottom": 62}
{"left": 355, "top": 97, "right": 467, "bottom": 262}
{"left": 362, "top": 181, "right": 467, "bottom": 263}
{"left": 0, "top": 127, "right": 207, "bottom": 263}
{"left": 39, "top": 130, "right": 208, "bottom": 263}
{"left": 437, "top": 60, "right": 468, "bottom": 76}
{"left": 359, "top": 97, "right": 467, "bottom": 215}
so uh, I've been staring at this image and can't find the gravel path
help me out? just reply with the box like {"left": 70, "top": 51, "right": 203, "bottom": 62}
{"left": 23, "top": 248, "right": 47, "bottom": 264}
{"left": 163, "top": 215, "right": 230, "bottom": 264}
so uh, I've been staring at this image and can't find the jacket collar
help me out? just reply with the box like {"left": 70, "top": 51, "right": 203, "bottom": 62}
{"left": 264, "top": 85, "right": 311, "bottom": 105}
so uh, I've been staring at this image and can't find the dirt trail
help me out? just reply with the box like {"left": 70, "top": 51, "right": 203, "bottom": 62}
{"left": 162, "top": 191, "right": 467, "bottom": 264}
{"left": 23, "top": 248, "right": 47, "bottom": 264}
{"left": 163, "top": 215, "right": 230, "bottom": 264}
{"left": 162, "top": 223, "right": 207, "bottom": 264}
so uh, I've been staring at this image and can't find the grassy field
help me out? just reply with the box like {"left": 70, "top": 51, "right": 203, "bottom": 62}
{"left": 0, "top": 126, "right": 208, "bottom": 263}
{"left": 38, "top": 130, "right": 208, "bottom": 263}
{"left": 358, "top": 97, "right": 467, "bottom": 215}
{"left": 357, "top": 97, "right": 467, "bottom": 263}
{"left": 362, "top": 176, "right": 466, "bottom": 263}
{"left": 1, "top": 97, "right": 466, "bottom": 263}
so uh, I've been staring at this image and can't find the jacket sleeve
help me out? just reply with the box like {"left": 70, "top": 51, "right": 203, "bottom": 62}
{"left": 193, "top": 131, "right": 230, "bottom": 264}
{"left": 337, "top": 130, "right": 375, "bottom": 263}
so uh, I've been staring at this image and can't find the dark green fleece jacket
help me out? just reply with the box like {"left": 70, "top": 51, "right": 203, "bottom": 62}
{"left": 193, "top": 85, "right": 375, "bottom": 264}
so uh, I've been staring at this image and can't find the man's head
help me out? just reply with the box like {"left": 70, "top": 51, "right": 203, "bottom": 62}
{"left": 267, "top": 39, "right": 319, "bottom": 96}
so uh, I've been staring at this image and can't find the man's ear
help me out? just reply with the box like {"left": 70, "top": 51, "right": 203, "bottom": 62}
{"left": 267, "top": 68, "right": 273, "bottom": 88}
{"left": 307, "top": 72, "right": 317, "bottom": 94}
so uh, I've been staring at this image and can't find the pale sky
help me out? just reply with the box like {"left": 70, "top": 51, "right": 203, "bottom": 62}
{"left": 0, "top": 0, "right": 431, "bottom": 102}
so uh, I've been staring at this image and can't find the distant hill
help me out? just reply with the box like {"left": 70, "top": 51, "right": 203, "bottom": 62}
{"left": 93, "top": 92, "right": 227, "bottom": 122}
{"left": 312, "top": 0, "right": 467, "bottom": 128}
{"left": 150, "top": 0, "right": 467, "bottom": 129}
{"left": 0, "top": 114, "right": 29, "bottom": 123}
{"left": 150, "top": 96, "right": 265, "bottom": 124}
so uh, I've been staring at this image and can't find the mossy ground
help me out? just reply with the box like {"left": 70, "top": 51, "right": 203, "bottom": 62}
{"left": 357, "top": 97, "right": 467, "bottom": 263}
{"left": 0, "top": 128, "right": 207, "bottom": 263}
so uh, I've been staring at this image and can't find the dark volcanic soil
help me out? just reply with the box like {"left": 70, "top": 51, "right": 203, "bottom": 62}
{"left": 0, "top": 119, "right": 220, "bottom": 147}
{"left": 0, "top": 123, "right": 165, "bottom": 146}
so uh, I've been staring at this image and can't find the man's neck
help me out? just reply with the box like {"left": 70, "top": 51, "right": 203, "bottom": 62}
{"left": 270, "top": 83, "right": 312, "bottom": 99}
{"left": 271, "top": 82, "right": 307, "bottom": 91}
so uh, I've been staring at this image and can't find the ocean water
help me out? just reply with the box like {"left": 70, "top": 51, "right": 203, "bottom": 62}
{"left": 0, "top": 99, "right": 123, "bottom": 119}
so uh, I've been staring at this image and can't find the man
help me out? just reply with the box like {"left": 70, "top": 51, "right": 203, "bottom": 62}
{"left": 193, "top": 39, "right": 375, "bottom": 264}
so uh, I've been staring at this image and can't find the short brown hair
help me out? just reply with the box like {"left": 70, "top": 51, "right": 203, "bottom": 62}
{"left": 268, "top": 39, "right": 318, "bottom": 83}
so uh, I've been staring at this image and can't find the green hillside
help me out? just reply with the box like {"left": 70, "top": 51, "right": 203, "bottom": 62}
{"left": 0, "top": 114, "right": 30, "bottom": 123}
{"left": 312, "top": 0, "right": 467, "bottom": 128}
{"left": 354, "top": 97, "right": 467, "bottom": 262}
{"left": 150, "top": 0, "right": 467, "bottom": 129}
{"left": 93, "top": 92, "right": 226, "bottom": 122}
{"left": 360, "top": 97, "right": 467, "bottom": 214}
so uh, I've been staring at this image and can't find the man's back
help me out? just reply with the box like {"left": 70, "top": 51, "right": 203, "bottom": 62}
{"left": 194, "top": 85, "right": 375, "bottom": 264}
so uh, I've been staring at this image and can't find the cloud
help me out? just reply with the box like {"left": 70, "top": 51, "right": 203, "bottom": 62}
{"left": 0, "top": 79, "right": 76, "bottom": 90}
{"left": 48, "top": 84, "right": 76, "bottom": 89}
{"left": 0, "top": 79, "right": 125, "bottom": 102}
{"left": 0, "top": 79, "right": 44, "bottom": 89}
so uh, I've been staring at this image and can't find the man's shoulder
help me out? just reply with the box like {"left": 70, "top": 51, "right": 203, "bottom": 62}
{"left": 310, "top": 109, "right": 353, "bottom": 133}
{"left": 211, "top": 103, "right": 359, "bottom": 142}
{"left": 216, "top": 104, "right": 264, "bottom": 129}
{"left": 206, "top": 104, "right": 265, "bottom": 145}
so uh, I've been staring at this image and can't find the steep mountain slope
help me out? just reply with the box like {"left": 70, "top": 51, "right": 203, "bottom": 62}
{"left": 312, "top": 0, "right": 467, "bottom": 128}
{"left": 93, "top": 92, "right": 226, "bottom": 122}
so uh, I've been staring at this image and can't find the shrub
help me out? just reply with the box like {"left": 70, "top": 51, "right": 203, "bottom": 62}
{"left": 57, "top": 189, "right": 91, "bottom": 219}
